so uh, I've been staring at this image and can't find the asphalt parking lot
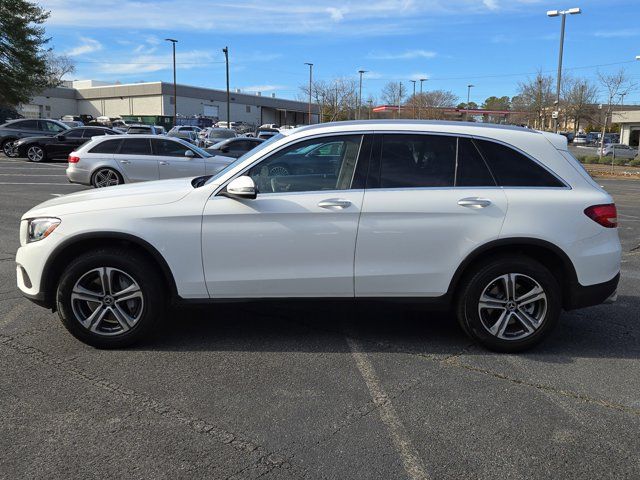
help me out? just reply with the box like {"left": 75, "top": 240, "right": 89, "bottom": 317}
{"left": 1, "top": 155, "right": 639, "bottom": 480}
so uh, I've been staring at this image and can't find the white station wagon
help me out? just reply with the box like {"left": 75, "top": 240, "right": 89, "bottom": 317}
{"left": 16, "top": 121, "right": 621, "bottom": 351}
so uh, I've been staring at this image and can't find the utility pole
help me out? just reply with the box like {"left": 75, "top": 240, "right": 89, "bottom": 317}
{"left": 418, "top": 78, "right": 427, "bottom": 119}
{"left": 305, "top": 63, "right": 313, "bottom": 124}
{"left": 410, "top": 80, "right": 416, "bottom": 119}
{"left": 547, "top": 7, "right": 581, "bottom": 133}
{"left": 357, "top": 70, "right": 367, "bottom": 120}
{"left": 222, "top": 46, "right": 230, "bottom": 126}
{"left": 165, "top": 38, "right": 178, "bottom": 127}
{"left": 398, "top": 82, "right": 403, "bottom": 118}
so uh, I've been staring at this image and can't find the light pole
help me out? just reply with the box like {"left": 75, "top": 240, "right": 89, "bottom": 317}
{"left": 165, "top": 38, "right": 178, "bottom": 127}
{"left": 410, "top": 80, "right": 416, "bottom": 119}
{"left": 466, "top": 84, "right": 474, "bottom": 121}
{"left": 304, "top": 63, "right": 313, "bottom": 124}
{"left": 547, "top": 7, "right": 581, "bottom": 133}
{"left": 222, "top": 46, "right": 230, "bottom": 126}
{"left": 357, "top": 69, "right": 367, "bottom": 120}
{"left": 398, "top": 81, "right": 403, "bottom": 117}
{"left": 418, "top": 78, "right": 427, "bottom": 119}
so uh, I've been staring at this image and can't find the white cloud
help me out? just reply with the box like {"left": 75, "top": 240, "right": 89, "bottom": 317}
{"left": 367, "top": 49, "right": 437, "bottom": 60}
{"left": 96, "top": 50, "right": 217, "bottom": 75}
{"left": 594, "top": 29, "right": 639, "bottom": 38}
{"left": 65, "top": 37, "right": 102, "bottom": 56}
{"left": 483, "top": 0, "right": 498, "bottom": 10}
{"left": 326, "top": 7, "right": 347, "bottom": 21}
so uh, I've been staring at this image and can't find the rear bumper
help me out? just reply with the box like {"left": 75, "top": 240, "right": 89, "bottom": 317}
{"left": 564, "top": 273, "right": 619, "bottom": 310}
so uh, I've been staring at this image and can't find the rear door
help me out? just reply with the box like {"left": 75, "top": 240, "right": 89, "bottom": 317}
{"left": 355, "top": 133, "right": 508, "bottom": 297}
{"left": 115, "top": 138, "right": 159, "bottom": 182}
{"left": 152, "top": 138, "right": 205, "bottom": 179}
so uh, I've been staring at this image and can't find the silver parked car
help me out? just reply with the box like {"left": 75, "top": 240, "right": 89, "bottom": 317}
{"left": 201, "top": 128, "right": 237, "bottom": 148}
{"left": 600, "top": 143, "right": 638, "bottom": 159}
{"left": 66, "top": 135, "right": 235, "bottom": 187}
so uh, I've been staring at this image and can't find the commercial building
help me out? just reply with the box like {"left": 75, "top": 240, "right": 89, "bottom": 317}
{"left": 21, "top": 80, "right": 319, "bottom": 126}
{"left": 612, "top": 109, "right": 640, "bottom": 147}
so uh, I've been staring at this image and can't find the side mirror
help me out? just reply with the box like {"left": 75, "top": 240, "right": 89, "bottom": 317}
{"left": 222, "top": 176, "right": 257, "bottom": 200}
{"left": 184, "top": 149, "right": 194, "bottom": 158}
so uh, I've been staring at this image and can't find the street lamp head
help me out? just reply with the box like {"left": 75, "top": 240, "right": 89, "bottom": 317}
{"left": 567, "top": 7, "right": 581, "bottom": 14}
{"left": 419, "top": 78, "right": 427, "bottom": 82}
{"left": 165, "top": 38, "right": 178, "bottom": 43}
{"left": 546, "top": 9, "right": 559, "bottom": 16}
{"left": 304, "top": 62, "right": 313, "bottom": 67}
{"left": 468, "top": 84, "right": 474, "bottom": 88}
{"left": 358, "top": 69, "right": 367, "bottom": 74}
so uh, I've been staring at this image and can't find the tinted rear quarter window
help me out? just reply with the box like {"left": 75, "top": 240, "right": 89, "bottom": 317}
{"left": 89, "top": 139, "right": 122, "bottom": 154}
{"left": 474, "top": 139, "right": 564, "bottom": 187}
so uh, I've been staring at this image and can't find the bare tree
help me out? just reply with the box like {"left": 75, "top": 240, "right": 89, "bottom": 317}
{"left": 45, "top": 52, "right": 75, "bottom": 87}
{"left": 299, "top": 77, "right": 358, "bottom": 122}
{"left": 597, "top": 68, "right": 636, "bottom": 159}
{"left": 381, "top": 81, "right": 404, "bottom": 107}
{"left": 405, "top": 90, "right": 458, "bottom": 120}
{"left": 514, "top": 71, "right": 554, "bottom": 129}
{"left": 561, "top": 76, "right": 598, "bottom": 133}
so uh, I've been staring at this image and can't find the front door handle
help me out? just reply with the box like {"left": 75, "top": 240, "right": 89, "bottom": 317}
{"left": 458, "top": 197, "right": 492, "bottom": 208}
{"left": 318, "top": 198, "right": 352, "bottom": 209}
{"left": 159, "top": 161, "right": 169, "bottom": 166}
{"left": 120, "top": 160, "right": 131, "bottom": 165}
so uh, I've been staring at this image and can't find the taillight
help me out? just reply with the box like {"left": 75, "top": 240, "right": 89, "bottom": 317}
{"left": 68, "top": 155, "right": 80, "bottom": 163}
{"left": 584, "top": 203, "right": 617, "bottom": 228}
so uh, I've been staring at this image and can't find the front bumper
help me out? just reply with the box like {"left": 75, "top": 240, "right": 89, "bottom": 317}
{"left": 564, "top": 273, "right": 620, "bottom": 310}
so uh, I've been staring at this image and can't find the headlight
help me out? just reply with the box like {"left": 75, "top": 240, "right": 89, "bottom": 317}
{"left": 26, "top": 218, "right": 60, "bottom": 243}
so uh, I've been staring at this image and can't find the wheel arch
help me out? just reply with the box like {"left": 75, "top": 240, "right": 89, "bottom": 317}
{"left": 40, "top": 232, "right": 178, "bottom": 310}
{"left": 448, "top": 238, "right": 578, "bottom": 309}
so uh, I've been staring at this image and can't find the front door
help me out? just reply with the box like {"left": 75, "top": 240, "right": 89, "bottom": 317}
{"left": 152, "top": 138, "right": 205, "bottom": 179}
{"left": 355, "top": 134, "right": 508, "bottom": 297}
{"left": 115, "top": 138, "right": 159, "bottom": 182}
{"left": 201, "top": 134, "right": 369, "bottom": 298}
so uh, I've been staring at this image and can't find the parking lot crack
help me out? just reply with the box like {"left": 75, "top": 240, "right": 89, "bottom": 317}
{"left": 0, "top": 332, "right": 300, "bottom": 478}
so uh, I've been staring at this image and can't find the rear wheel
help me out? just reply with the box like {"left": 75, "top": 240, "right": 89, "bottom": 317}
{"left": 455, "top": 255, "right": 561, "bottom": 352}
{"left": 56, "top": 249, "right": 164, "bottom": 348}
{"left": 27, "top": 145, "right": 46, "bottom": 162}
{"left": 91, "top": 168, "right": 122, "bottom": 187}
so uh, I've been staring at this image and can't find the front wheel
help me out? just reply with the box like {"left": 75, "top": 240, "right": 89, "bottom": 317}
{"left": 56, "top": 249, "right": 165, "bottom": 348}
{"left": 455, "top": 255, "right": 561, "bottom": 352}
{"left": 27, "top": 145, "right": 46, "bottom": 162}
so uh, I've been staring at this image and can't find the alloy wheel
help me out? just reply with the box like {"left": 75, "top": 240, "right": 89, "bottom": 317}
{"left": 477, "top": 273, "right": 547, "bottom": 341}
{"left": 269, "top": 165, "right": 289, "bottom": 176}
{"left": 3, "top": 141, "right": 17, "bottom": 157}
{"left": 93, "top": 169, "right": 120, "bottom": 187}
{"left": 70, "top": 267, "right": 144, "bottom": 336}
{"left": 27, "top": 146, "right": 44, "bottom": 162}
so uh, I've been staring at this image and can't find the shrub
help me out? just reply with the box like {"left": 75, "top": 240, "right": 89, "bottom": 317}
{"left": 584, "top": 155, "right": 599, "bottom": 164}
{"left": 629, "top": 158, "right": 640, "bottom": 167}
{"left": 598, "top": 156, "right": 612, "bottom": 165}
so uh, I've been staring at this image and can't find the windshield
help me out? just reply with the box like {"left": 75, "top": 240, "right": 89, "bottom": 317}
{"left": 208, "top": 129, "right": 236, "bottom": 139}
{"left": 205, "top": 133, "right": 284, "bottom": 185}
{"left": 211, "top": 139, "right": 231, "bottom": 149}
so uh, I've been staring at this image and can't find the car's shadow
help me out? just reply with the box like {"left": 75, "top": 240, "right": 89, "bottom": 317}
{"left": 137, "top": 295, "right": 640, "bottom": 362}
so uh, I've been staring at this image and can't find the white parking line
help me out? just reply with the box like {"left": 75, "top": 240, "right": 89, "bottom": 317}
{"left": 0, "top": 174, "right": 67, "bottom": 177}
{"left": 345, "top": 335, "right": 431, "bottom": 480}
{"left": 0, "top": 182, "right": 79, "bottom": 186}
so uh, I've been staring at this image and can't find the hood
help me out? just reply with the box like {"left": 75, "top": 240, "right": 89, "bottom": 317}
{"left": 23, "top": 177, "right": 195, "bottom": 219}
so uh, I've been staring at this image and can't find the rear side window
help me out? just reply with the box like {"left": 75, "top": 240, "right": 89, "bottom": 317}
{"left": 474, "top": 139, "right": 564, "bottom": 187}
{"left": 12, "top": 120, "right": 40, "bottom": 130}
{"left": 89, "top": 139, "right": 122, "bottom": 154}
{"left": 120, "top": 138, "right": 152, "bottom": 155}
{"left": 65, "top": 129, "right": 84, "bottom": 138}
{"left": 379, "top": 134, "right": 456, "bottom": 188}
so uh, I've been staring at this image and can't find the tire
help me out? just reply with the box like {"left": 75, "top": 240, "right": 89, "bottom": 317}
{"left": 56, "top": 248, "right": 165, "bottom": 348}
{"left": 91, "top": 167, "right": 123, "bottom": 188}
{"left": 26, "top": 145, "right": 46, "bottom": 162}
{"left": 455, "top": 255, "right": 561, "bottom": 353}
{"left": 2, "top": 139, "right": 18, "bottom": 157}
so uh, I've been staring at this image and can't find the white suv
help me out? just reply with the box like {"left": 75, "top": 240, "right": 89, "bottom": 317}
{"left": 16, "top": 121, "right": 621, "bottom": 351}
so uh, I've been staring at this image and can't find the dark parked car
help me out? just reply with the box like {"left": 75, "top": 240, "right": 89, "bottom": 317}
{"left": 0, "top": 119, "right": 69, "bottom": 157}
{"left": 205, "top": 137, "right": 264, "bottom": 158}
{"left": 13, "top": 127, "right": 119, "bottom": 162}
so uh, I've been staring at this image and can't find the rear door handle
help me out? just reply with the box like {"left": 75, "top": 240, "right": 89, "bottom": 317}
{"left": 159, "top": 161, "right": 169, "bottom": 166}
{"left": 318, "top": 198, "right": 352, "bottom": 209}
{"left": 458, "top": 197, "right": 492, "bottom": 208}
{"left": 120, "top": 160, "right": 131, "bottom": 165}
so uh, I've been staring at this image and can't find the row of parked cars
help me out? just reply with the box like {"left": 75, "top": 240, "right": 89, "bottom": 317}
{"left": 0, "top": 117, "right": 270, "bottom": 188}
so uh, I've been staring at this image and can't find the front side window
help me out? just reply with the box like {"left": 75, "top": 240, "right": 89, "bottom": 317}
{"left": 379, "top": 134, "right": 456, "bottom": 188}
{"left": 152, "top": 138, "right": 192, "bottom": 157}
{"left": 119, "top": 138, "right": 152, "bottom": 155}
{"left": 474, "top": 139, "right": 564, "bottom": 187}
{"left": 248, "top": 135, "right": 363, "bottom": 193}
{"left": 65, "top": 129, "right": 84, "bottom": 138}
{"left": 82, "top": 128, "right": 108, "bottom": 137}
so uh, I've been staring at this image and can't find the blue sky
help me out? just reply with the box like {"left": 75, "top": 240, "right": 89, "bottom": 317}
{"left": 39, "top": 0, "right": 640, "bottom": 105}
